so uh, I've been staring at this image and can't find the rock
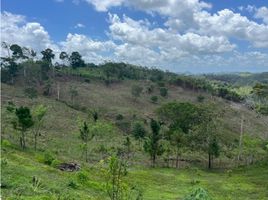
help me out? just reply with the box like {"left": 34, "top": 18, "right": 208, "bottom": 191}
{"left": 58, "top": 162, "right": 80, "bottom": 172}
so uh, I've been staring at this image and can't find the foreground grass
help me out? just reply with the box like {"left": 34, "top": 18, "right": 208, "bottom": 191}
{"left": 2, "top": 146, "right": 268, "bottom": 200}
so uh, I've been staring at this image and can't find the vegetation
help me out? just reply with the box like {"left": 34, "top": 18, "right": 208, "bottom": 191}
{"left": 1, "top": 43, "right": 268, "bottom": 199}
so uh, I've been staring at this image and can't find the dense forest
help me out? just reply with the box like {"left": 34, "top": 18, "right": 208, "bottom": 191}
{"left": 1, "top": 43, "right": 268, "bottom": 199}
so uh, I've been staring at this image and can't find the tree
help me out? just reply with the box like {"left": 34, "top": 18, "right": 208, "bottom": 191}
{"left": 69, "top": 86, "right": 78, "bottom": 105}
{"left": 131, "top": 85, "right": 143, "bottom": 100}
{"left": 59, "top": 51, "right": 69, "bottom": 66}
{"left": 69, "top": 51, "right": 85, "bottom": 69}
{"left": 157, "top": 102, "right": 201, "bottom": 134}
{"left": 159, "top": 87, "right": 168, "bottom": 97}
{"left": 79, "top": 122, "right": 94, "bottom": 162}
{"left": 99, "top": 156, "right": 142, "bottom": 200}
{"left": 10, "top": 44, "right": 24, "bottom": 59}
{"left": 183, "top": 187, "right": 211, "bottom": 200}
{"left": 189, "top": 105, "right": 221, "bottom": 169}
{"left": 132, "top": 122, "right": 146, "bottom": 140}
{"left": 13, "top": 106, "right": 34, "bottom": 149}
{"left": 92, "top": 111, "right": 99, "bottom": 122}
{"left": 150, "top": 96, "right": 158, "bottom": 103}
{"left": 0, "top": 57, "right": 19, "bottom": 84}
{"left": 41, "top": 48, "right": 55, "bottom": 64}
{"left": 32, "top": 105, "right": 47, "bottom": 151}
{"left": 144, "top": 119, "right": 164, "bottom": 167}
{"left": 123, "top": 136, "right": 132, "bottom": 159}
{"left": 168, "top": 129, "right": 186, "bottom": 168}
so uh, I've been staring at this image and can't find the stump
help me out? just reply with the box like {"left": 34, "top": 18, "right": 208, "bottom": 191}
{"left": 58, "top": 162, "right": 80, "bottom": 172}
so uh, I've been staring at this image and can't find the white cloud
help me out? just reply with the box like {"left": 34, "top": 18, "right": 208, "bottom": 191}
{"left": 255, "top": 6, "right": 268, "bottom": 24}
{"left": 193, "top": 9, "right": 268, "bottom": 48}
{"left": 1, "top": 10, "right": 268, "bottom": 73}
{"left": 74, "top": 23, "right": 85, "bottom": 28}
{"left": 60, "top": 33, "right": 116, "bottom": 63}
{"left": 108, "top": 14, "right": 235, "bottom": 54}
{"left": 85, "top": 0, "right": 124, "bottom": 11}
{"left": 0, "top": 12, "right": 57, "bottom": 53}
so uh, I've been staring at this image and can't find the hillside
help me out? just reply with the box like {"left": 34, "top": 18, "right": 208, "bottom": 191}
{"left": 1, "top": 67, "right": 268, "bottom": 199}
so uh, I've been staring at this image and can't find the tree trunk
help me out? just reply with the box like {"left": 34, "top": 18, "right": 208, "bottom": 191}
{"left": 152, "top": 154, "right": 156, "bottom": 167}
{"left": 34, "top": 133, "right": 37, "bottom": 151}
{"left": 208, "top": 153, "right": 212, "bottom": 169}
{"left": 237, "top": 114, "right": 244, "bottom": 163}
{"left": 85, "top": 143, "right": 88, "bottom": 162}
{"left": 176, "top": 151, "right": 179, "bottom": 169}
{"left": 57, "top": 82, "right": 60, "bottom": 100}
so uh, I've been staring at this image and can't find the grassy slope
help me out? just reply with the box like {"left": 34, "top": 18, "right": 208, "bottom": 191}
{"left": 2, "top": 147, "right": 268, "bottom": 200}
{"left": 1, "top": 79, "right": 268, "bottom": 200}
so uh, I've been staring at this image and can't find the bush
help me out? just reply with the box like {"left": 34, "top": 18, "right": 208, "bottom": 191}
{"left": 183, "top": 187, "right": 211, "bottom": 200}
{"left": 197, "top": 95, "right": 205, "bottom": 103}
{"left": 131, "top": 85, "right": 143, "bottom": 98}
{"left": 51, "top": 159, "right": 61, "bottom": 168}
{"left": 146, "top": 85, "right": 154, "bottom": 94}
{"left": 151, "top": 96, "right": 158, "bottom": 103}
{"left": 43, "top": 152, "right": 56, "bottom": 165}
{"left": 2, "top": 139, "right": 12, "bottom": 148}
{"left": 77, "top": 171, "right": 89, "bottom": 184}
{"left": 68, "top": 180, "right": 78, "bottom": 189}
{"left": 159, "top": 87, "right": 168, "bottom": 97}
{"left": 84, "top": 78, "right": 90, "bottom": 83}
{"left": 24, "top": 87, "right": 38, "bottom": 99}
{"left": 132, "top": 122, "right": 146, "bottom": 139}
{"left": 116, "top": 114, "right": 124, "bottom": 120}
{"left": 157, "top": 81, "right": 165, "bottom": 87}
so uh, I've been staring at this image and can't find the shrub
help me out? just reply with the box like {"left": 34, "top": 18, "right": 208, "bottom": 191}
{"left": 51, "top": 159, "right": 61, "bottom": 168}
{"left": 24, "top": 87, "right": 38, "bottom": 99}
{"left": 132, "top": 122, "right": 146, "bottom": 140}
{"left": 116, "top": 114, "right": 124, "bottom": 120}
{"left": 2, "top": 139, "right": 12, "bottom": 148}
{"left": 157, "top": 81, "right": 165, "bottom": 87}
{"left": 43, "top": 151, "right": 55, "bottom": 165}
{"left": 197, "top": 95, "right": 205, "bottom": 103}
{"left": 84, "top": 78, "right": 90, "bottom": 83}
{"left": 183, "top": 187, "right": 211, "bottom": 200}
{"left": 68, "top": 180, "right": 78, "bottom": 189}
{"left": 151, "top": 96, "right": 158, "bottom": 103}
{"left": 146, "top": 85, "right": 154, "bottom": 94}
{"left": 159, "top": 87, "right": 168, "bottom": 97}
{"left": 77, "top": 171, "right": 89, "bottom": 184}
{"left": 131, "top": 85, "right": 143, "bottom": 99}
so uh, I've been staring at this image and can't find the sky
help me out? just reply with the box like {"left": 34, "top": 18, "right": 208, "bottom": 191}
{"left": 1, "top": 0, "right": 268, "bottom": 73}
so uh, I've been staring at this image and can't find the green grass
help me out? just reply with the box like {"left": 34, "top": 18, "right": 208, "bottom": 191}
{"left": 1, "top": 78, "right": 268, "bottom": 200}
{"left": 2, "top": 146, "right": 268, "bottom": 200}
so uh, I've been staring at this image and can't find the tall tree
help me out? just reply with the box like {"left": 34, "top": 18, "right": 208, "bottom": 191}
{"left": 41, "top": 48, "right": 55, "bottom": 64}
{"left": 69, "top": 51, "right": 85, "bottom": 68}
{"left": 13, "top": 106, "right": 34, "bottom": 149}
{"left": 168, "top": 129, "right": 185, "bottom": 168}
{"left": 79, "top": 121, "right": 94, "bottom": 162}
{"left": 144, "top": 119, "right": 164, "bottom": 167}
{"left": 10, "top": 44, "right": 24, "bottom": 59}
{"left": 32, "top": 105, "right": 47, "bottom": 151}
{"left": 189, "top": 105, "right": 221, "bottom": 169}
{"left": 0, "top": 57, "right": 19, "bottom": 84}
{"left": 59, "top": 51, "right": 69, "bottom": 66}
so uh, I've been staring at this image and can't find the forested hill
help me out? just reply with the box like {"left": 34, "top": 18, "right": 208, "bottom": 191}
{"left": 1, "top": 45, "right": 268, "bottom": 199}
{"left": 203, "top": 72, "right": 268, "bottom": 86}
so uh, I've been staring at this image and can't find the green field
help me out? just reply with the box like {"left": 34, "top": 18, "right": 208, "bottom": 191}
{"left": 1, "top": 73, "right": 268, "bottom": 200}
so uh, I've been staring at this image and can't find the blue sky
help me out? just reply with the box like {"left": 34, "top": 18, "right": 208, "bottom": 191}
{"left": 1, "top": 0, "right": 268, "bottom": 73}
